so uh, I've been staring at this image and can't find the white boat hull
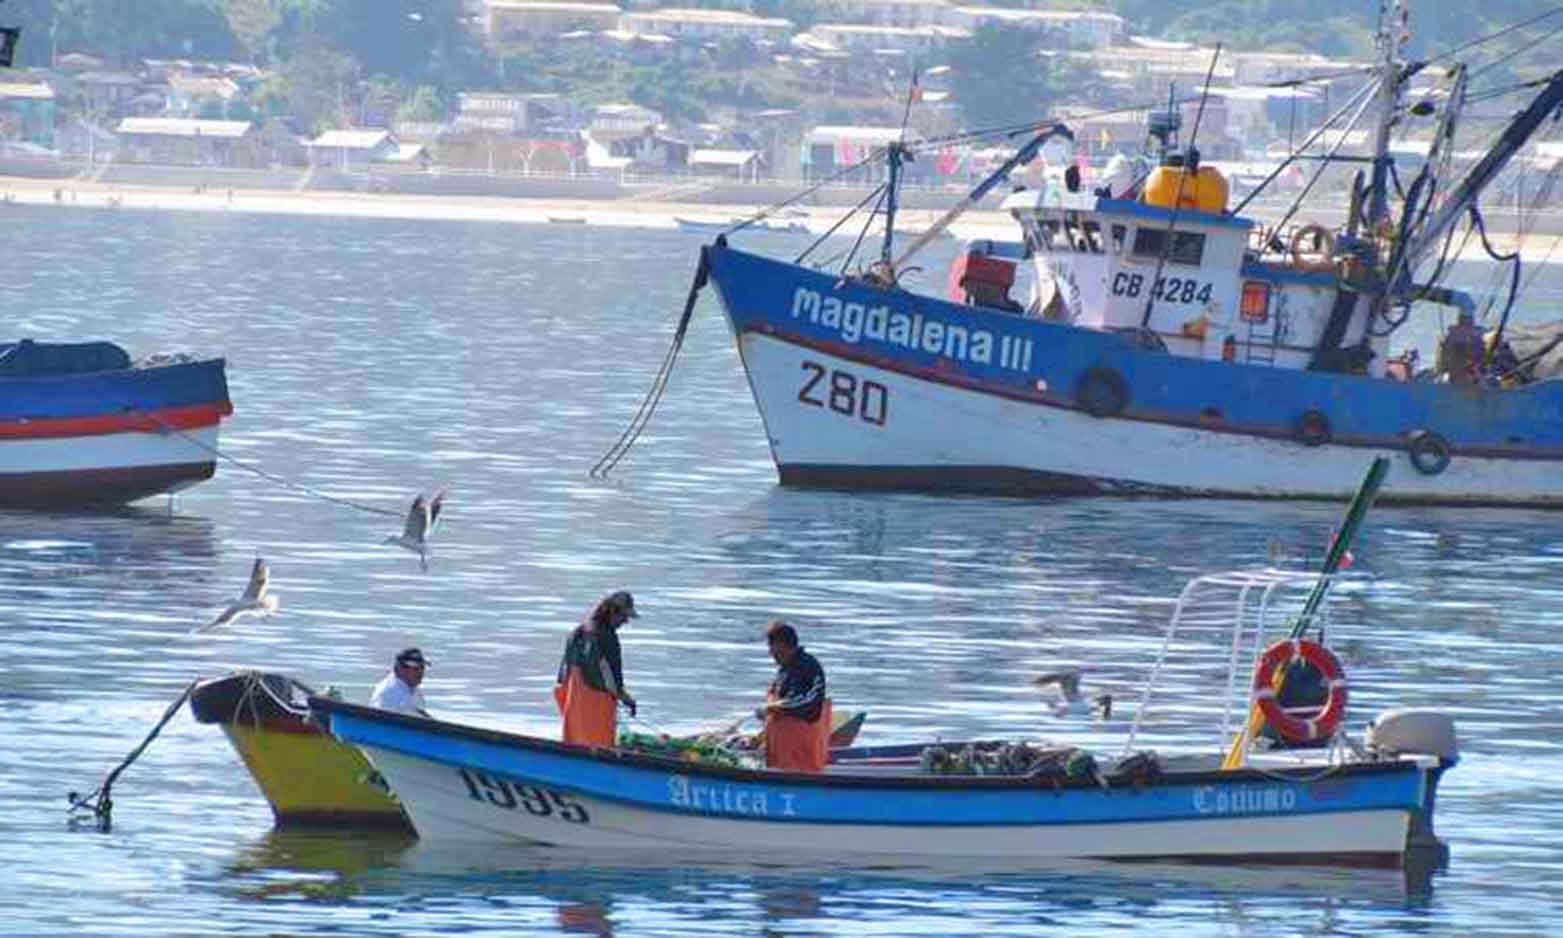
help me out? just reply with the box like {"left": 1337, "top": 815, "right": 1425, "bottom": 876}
{"left": 0, "top": 426, "right": 219, "bottom": 503}
{"left": 736, "top": 332, "right": 1563, "bottom": 504}
{"left": 361, "top": 745, "right": 1416, "bottom": 861}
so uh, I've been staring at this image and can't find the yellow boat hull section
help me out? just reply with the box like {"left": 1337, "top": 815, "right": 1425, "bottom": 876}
{"left": 223, "top": 722, "right": 410, "bottom": 830}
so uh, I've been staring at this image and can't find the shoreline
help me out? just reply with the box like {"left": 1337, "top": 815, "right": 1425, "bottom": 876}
{"left": 1, "top": 174, "right": 1556, "bottom": 262}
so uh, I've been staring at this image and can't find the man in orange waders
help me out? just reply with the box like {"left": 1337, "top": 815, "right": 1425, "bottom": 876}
{"left": 756, "top": 620, "right": 830, "bottom": 773}
{"left": 554, "top": 591, "right": 639, "bottom": 747}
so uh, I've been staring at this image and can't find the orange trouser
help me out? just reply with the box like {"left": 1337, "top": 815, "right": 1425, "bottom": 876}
{"left": 765, "top": 699, "right": 832, "bottom": 773}
{"left": 553, "top": 665, "right": 617, "bottom": 747}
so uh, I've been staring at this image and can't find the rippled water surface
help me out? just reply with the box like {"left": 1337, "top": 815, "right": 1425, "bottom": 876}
{"left": 3, "top": 205, "right": 1562, "bottom": 936}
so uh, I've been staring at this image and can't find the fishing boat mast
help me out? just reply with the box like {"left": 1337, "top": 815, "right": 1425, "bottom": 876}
{"left": 1365, "top": 0, "right": 1411, "bottom": 230}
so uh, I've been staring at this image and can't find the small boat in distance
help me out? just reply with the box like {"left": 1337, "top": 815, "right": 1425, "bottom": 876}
{"left": 0, "top": 340, "right": 232, "bottom": 506}
{"left": 547, "top": 216, "right": 588, "bottom": 225}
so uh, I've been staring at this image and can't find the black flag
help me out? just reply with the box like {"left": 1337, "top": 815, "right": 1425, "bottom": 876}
{"left": 0, "top": 28, "right": 19, "bottom": 68}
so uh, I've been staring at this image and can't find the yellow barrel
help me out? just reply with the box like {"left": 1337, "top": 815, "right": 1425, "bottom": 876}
{"left": 1143, "top": 164, "right": 1229, "bottom": 214}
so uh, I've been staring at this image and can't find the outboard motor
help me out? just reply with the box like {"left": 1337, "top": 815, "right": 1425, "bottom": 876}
{"left": 1366, "top": 709, "right": 1460, "bottom": 763}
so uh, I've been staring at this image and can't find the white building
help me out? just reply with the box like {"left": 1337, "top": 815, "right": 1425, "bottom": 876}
{"left": 618, "top": 8, "right": 793, "bottom": 43}
{"left": 805, "top": 24, "right": 967, "bottom": 57}
{"left": 828, "top": 0, "right": 951, "bottom": 29}
{"left": 486, "top": 1, "right": 622, "bottom": 39}
{"left": 947, "top": 8, "right": 1124, "bottom": 50}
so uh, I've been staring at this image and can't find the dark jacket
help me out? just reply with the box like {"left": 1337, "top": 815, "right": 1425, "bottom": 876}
{"left": 557, "top": 623, "right": 624, "bottom": 695}
{"left": 769, "top": 647, "right": 826, "bottom": 723}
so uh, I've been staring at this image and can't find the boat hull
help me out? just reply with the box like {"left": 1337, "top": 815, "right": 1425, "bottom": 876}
{"left": 192, "top": 674, "right": 411, "bottom": 831}
{"left": 707, "top": 243, "right": 1563, "bottom": 505}
{"left": 0, "top": 358, "right": 232, "bottom": 507}
{"left": 316, "top": 698, "right": 1447, "bottom": 868}
{"left": 736, "top": 330, "right": 1562, "bottom": 502}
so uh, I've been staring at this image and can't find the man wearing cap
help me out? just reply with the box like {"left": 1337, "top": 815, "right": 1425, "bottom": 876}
{"left": 756, "top": 621, "right": 831, "bottom": 773}
{"left": 370, "top": 648, "right": 431, "bottom": 716}
{"left": 554, "top": 591, "right": 639, "bottom": 747}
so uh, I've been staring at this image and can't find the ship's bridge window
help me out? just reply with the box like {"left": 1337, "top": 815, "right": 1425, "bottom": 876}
{"left": 1131, "top": 227, "right": 1206, "bottom": 266}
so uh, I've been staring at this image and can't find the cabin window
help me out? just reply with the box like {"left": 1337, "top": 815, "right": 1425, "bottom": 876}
{"left": 1132, "top": 227, "right": 1206, "bottom": 266}
{"left": 1111, "top": 224, "right": 1127, "bottom": 254}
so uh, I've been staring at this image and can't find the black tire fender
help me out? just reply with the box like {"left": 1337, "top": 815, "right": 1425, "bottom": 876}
{"left": 1296, "top": 409, "right": 1331, "bottom": 447}
{"left": 1075, "top": 367, "right": 1129, "bottom": 418}
{"left": 1408, "top": 430, "right": 1452, "bottom": 476}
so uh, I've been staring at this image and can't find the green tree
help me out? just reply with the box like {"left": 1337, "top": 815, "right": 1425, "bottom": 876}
{"left": 948, "top": 24, "right": 1052, "bottom": 131}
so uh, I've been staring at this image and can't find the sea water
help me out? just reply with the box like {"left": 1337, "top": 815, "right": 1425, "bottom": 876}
{"left": 1, "top": 205, "right": 1561, "bottom": 936}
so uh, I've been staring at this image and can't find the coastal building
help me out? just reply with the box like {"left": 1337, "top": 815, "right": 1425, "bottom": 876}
{"left": 688, "top": 147, "right": 760, "bottom": 181}
{"left": 455, "top": 91, "right": 571, "bottom": 135}
{"left": 828, "top": 0, "right": 951, "bottom": 29}
{"left": 304, "top": 128, "right": 400, "bottom": 170}
{"left": 113, "top": 117, "right": 258, "bottom": 167}
{"left": 485, "top": 1, "right": 622, "bottom": 40}
{"left": 590, "top": 103, "right": 661, "bottom": 135}
{"left": 0, "top": 81, "right": 56, "bottom": 147}
{"left": 72, "top": 72, "right": 142, "bottom": 120}
{"left": 947, "top": 7, "right": 1124, "bottom": 50}
{"left": 165, "top": 73, "right": 242, "bottom": 118}
{"left": 802, "top": 125, "right": 906, "bottom": 180}
{"left": 804, "top": 24, "right": 967, "bottom": 57}
{"left": 618, "top": 8, "right": 793, "bottom": 43}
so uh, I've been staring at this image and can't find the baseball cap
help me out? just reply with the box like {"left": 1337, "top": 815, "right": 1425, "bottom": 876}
{"left": 607, "top": 590, "right": 639, "bottom": 618}
{"left": 396, "top": 647, "right": 430, "bottom": 669}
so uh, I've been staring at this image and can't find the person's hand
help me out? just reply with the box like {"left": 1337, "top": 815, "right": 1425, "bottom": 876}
{"left": 623, "top": 695, "right": 638, "bottom": 718}
{"left": 754, "top": 704, "right": 769, "bottom": 721}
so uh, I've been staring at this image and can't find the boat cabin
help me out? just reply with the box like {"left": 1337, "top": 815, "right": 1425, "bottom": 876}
{"left": 980, "top": 176, "right": 1391, "bottom": 376}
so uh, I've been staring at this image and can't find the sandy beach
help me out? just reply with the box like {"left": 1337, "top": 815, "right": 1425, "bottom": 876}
{"left": 1, "top": 173, "right": 1555, "bottom": 262}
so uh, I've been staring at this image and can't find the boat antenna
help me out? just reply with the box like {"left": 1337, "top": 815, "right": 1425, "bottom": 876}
{"left": 1138, "top": 44, "right": 1222, "bottom": 331}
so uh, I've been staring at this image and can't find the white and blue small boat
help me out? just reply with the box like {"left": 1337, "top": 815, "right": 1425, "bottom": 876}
{"left": 313, "top": 565, "right": 1456, "bottom": 868}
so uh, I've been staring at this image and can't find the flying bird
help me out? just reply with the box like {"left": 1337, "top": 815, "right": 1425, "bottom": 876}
{"left": 384, "top": 489, "right": 444, "bottom": 571}
{"left": 194, "top": 557, "right": 278, "bottom": 633}
{"left": 1032, "top": 668, "right": 1112, "bottom": 720}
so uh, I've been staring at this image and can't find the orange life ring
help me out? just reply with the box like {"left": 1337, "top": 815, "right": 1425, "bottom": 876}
{"left": 1251, "top": 638, "right": 1348, "bottom": 743}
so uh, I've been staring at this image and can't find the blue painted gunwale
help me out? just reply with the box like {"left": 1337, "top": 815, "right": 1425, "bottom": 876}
{"left": 0, "top": 357, "right": 230, "bottom": 421}
{"left": 316, "top": 698, "right": 1435, "bottom": 829}
{"left": 707, "top": 243, "right": 1563, "bottom": 460}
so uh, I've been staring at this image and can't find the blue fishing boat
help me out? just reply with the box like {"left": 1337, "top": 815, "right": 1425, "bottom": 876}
{"left": 680, "top": 2, "right": 1563, "bottom": 504}
{"left": 0, "top": 340, "right": 232, "bottom": 506}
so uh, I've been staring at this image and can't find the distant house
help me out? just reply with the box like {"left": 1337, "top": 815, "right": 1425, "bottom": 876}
{"left": 946, "top": 7, "right": 1124, "bottom": 50}
{"left": 74, "top": 72, "right": 142, "bottom": 120}
{"left": 0, "top": 82, "right": 56, "bottom": 147}
{"left": 486, "top": 1, "right": 622, "bottom": 39}
{"left": 618, "top": 8, "right": 793, "bottom": 43}
{"left": 590, "top": 103, "right": 661, "bottom": 135}
{"left": 829, "top": 0, "right": 951, "bottom": 28}
{"left": 688, "top": 148, "right": 760, "bottom": 181}
{"left": 165, "top": 73, "right": 241, "bottom": 118}
{"left": 305, "top": 129, "right": 400, "bottom": 169}
{"left": 113, "top": 117, "right": 258, "bottom": 167}
{"left": 803, "top": 125, "right": 905, "bottom": 178}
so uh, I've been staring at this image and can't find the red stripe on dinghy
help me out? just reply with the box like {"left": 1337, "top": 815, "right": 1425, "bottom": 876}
{"left": 0, "top": 462, "right": 215, "bottom": 507}
{"left": 0, "top": 402, "right": 231, "bottom": 440}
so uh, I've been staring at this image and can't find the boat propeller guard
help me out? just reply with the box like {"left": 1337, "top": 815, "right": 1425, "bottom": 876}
{"left": 1252, "top": 639, "right": 1348, "bottom": 744}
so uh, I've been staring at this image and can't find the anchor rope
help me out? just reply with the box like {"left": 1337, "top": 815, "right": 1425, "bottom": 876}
{"left": 590, "top": 246, "right": 711, "bottom": 479}
{"left": 145, "top": 413, "right": 401, "bottom": 518}
{"left": 67, "top": 679, "right": 198, "bottom": 831}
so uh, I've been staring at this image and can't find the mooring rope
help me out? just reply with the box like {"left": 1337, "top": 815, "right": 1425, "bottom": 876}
{"left": 67, "top": 679, "right": 198, "bottom": 832}
{"left": 590, "top": 245, "right": 711, "bottom": 479}
{"left": 146, "top": 413, "right": 401, "bottom": 518}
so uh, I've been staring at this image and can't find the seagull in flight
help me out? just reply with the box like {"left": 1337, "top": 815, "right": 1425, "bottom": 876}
{"left": 1033, "top": 668, "right": 1112, "bottom": 720}
{"left": 194, "top": 557, "right": 278, "bottom": 633}
{"left": 384, "top": 490, "right": 444, "bottom": 571}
